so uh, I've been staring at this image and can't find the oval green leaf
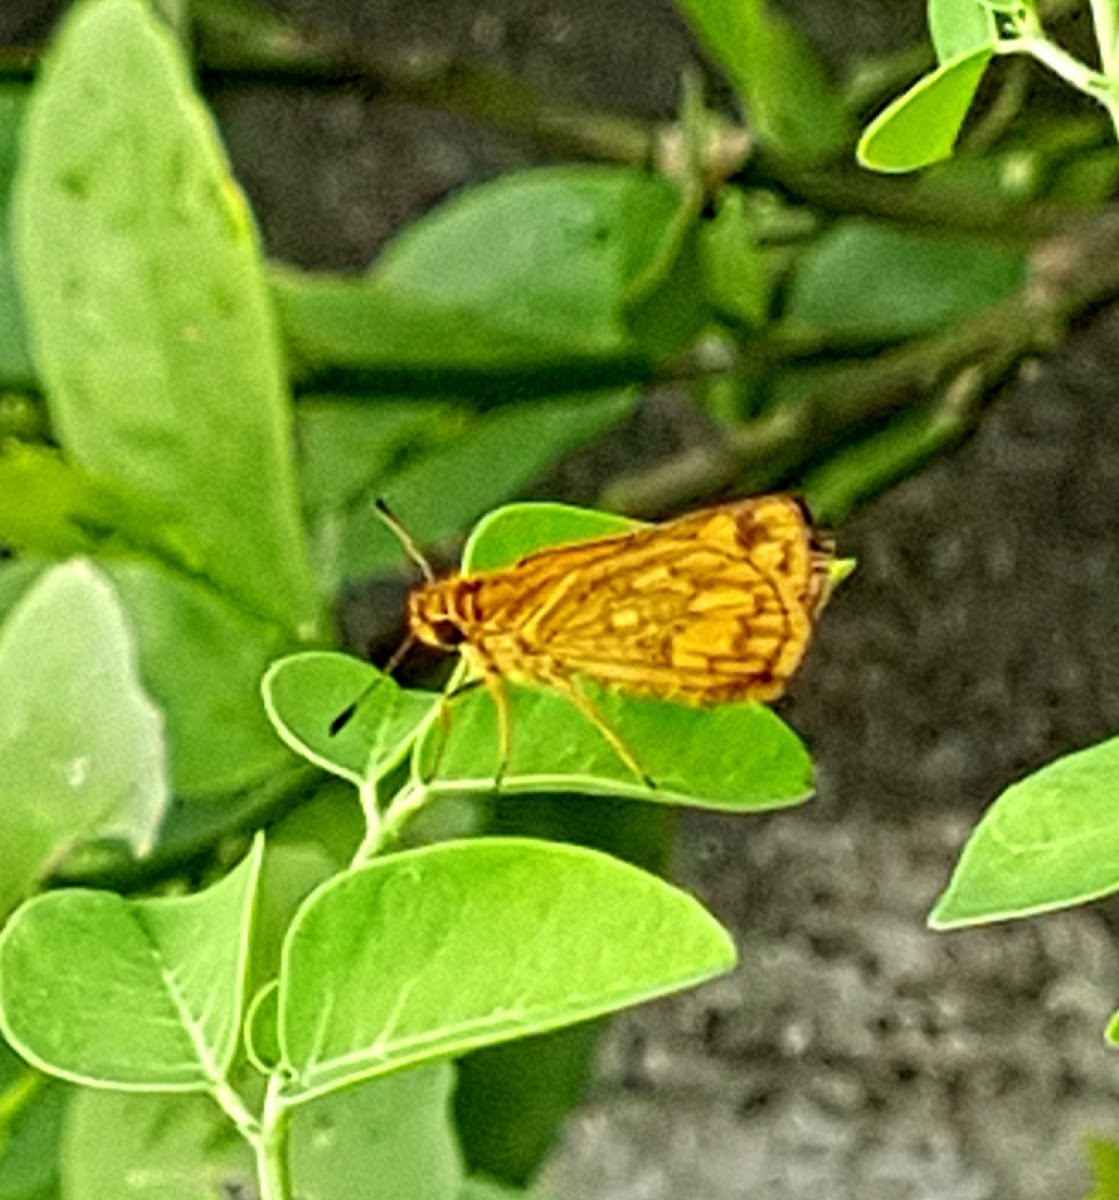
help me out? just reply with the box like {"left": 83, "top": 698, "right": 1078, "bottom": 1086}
{"left": 0, "top": 838, "right": 262, "bottom": 1088}
{"left": 15, "top": 0, "right": 318, "bottom": 635}
{"left": 276, "top": 167, "right": 691, "bottom": 374}
{"left": 418, "top": 680, "right": 814, "bottom": 811}
{"left": 263, "top": 651, "right": 436, "bottom": 786}
{"left": 0, "top": 561, "right": 167, "bottom": 917}
{"left": 931, "top": 736, "right": 1119, "bottom": 927}
{"left": 928, "top": 0, "right": 997, "bottom": 62}
{"left": 278, "top": 838, "right": 735, "bottom": 1103}
{"left": 857, "top": 48, "right": 993, "bottom": 173}
{"left": 785, "top": 218, "right": 1026, "bottom": 341}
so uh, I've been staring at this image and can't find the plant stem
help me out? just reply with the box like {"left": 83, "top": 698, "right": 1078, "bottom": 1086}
{"left": 999, "top": 35, "right": 1109, "bottom": 98}
{"left": 0, "top": 1066, "right": 42, "bottom": 1126}
{"left": 1090, "top": 0, "right": 1119, "bottom": 77}
{"left": 355, "top": 778, "right": 431, "bottom": 861}
{"left": 254, "top": 1076, "right": 294, "bottom": 1200}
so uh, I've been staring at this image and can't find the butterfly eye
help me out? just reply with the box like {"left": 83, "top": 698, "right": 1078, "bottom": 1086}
{"left": 428, "top": 618, "right": 466, "bottom": 648}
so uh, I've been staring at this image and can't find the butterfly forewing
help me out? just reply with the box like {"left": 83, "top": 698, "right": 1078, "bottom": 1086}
{"left": 411, "top": 495, "right": 833, "bottom": 708}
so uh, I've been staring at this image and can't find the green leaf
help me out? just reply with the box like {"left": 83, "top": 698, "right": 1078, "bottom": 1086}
{"left": 278, "top": 838, "right": 735, "bottom": 1102}
{"left": 0, "top": 838, "right": 262, "bottom": 1088}
{"left": 308, "top": 391, "right": 635, "bottom": 587}
{"left": 928, "top": 0, "right": 997, "bottom": 62}
{"left": 0, "top": 561, "right": 167, "bottom": 917}
{"left": 14, "top": 0, "right": 318, "bottom": 635}
{"left": 0, "top": 86, "right": 33, "bottom": 390}
{"left": 105, "top": 559, "right": 295, "bottom": 799}
{"left": 455, "top": 1021, "right": 602, "bottom": 1185}
{"left": 931, "top": 737, "right": 1119, "bottom": 927}
{"left": 62, "top": 1089, "right": 252, "bottom": 1200}
{"left": 699, "top": 187, "right": 770, "bottom": 330}
{"left": 419, "top": 681, "right": 813, "bottom": 810}
{"left": 673, "top": 0, "right": 851, "bottom": 163}
{"left": 857, "top": 48, "right": 992, "bottom": 172}
{"left": 784, "top": 218, "right": 1026, "bottom": 340}
{"left": 1084, "top": 1135, "right": 1119, "bottom": 1199}
{"left": 0, "top": 1041, "right": 64, "bottom": 1200}
{"left": 462, "top": 502, "right": 635, "bottom": 571}
{"left": 262, "top": 651, "right": 435, "bottom": 786}
{"left": 803, "top": 400, "right": 967, "bottom": 524}
{"left": 274, "top": 166, "right": 693, "bottom": 381}
{"left": 297, "top": 397, "right": 451, "bottom": 516}
{"left": 290, "top": 1065, "right": 463, "bottom": 1200}
{"left": 0, "top": 442, "right": 202, "bottom": 569}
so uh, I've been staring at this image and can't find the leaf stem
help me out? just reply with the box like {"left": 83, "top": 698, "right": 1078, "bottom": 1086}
{"left": 354, "top": 778, "right": 431, "bottom": 862}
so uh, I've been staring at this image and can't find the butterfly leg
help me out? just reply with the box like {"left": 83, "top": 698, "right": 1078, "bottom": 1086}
{"left": 542, "top": 669, "right": 656, "bottom": 790}
{"left": 422, "top": 651, "right": 512, "bottom": 791}
{"left": 481, "top": 668, "right": 513, "bottom": 791}
{"left": 419, "top": 676, "right": 484, "bottom": 784}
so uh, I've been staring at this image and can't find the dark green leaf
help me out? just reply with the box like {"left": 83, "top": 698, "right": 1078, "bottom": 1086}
{"left": 308, "top": 391, "right": 635, "bottom": 587}
{"left": 785, "top": 218, "right": 1025, "bottom": 340}
{"left": 0, "top": 87, "right": 33, "bottom": 390}
{"left": 0, "top": 1041, "right": 64, "bottom": 1200}
{"left": 297, "top": 397, "right": 451, "bottom": 515}
{"left": 273, "top": 167, "right": 692, "bottom": 382}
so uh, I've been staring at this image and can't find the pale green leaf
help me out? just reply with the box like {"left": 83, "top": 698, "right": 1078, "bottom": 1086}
{"left": 262, "top": 651, "right": 435, "bottom": 786}
{"left": 931, "top": 736, "right": 1119, "bottom": 927}
{"left": 62, "top": 1090, "right": 251, "bottom": 1200}
{"left": 0, "top": 561, "right": 167, "bottom": 916}
{"left": 14, "top": 0, "right": 318, "bottom": 634}
{"left": 858, "top": 48, "right": 993, "bottom": 172}
{"left": 0, "top": 839, "right": 262, "bottom": 1088}
{"left": 278, "top": 839, "right": 734, "bottom": 1102}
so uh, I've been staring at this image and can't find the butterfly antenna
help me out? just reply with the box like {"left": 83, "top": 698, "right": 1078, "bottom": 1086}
{"left": 332, "top": 503, "right": 431, "bottom": 738}
{"left": 375, "top": 498, "right": 436, "bottom": 582}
